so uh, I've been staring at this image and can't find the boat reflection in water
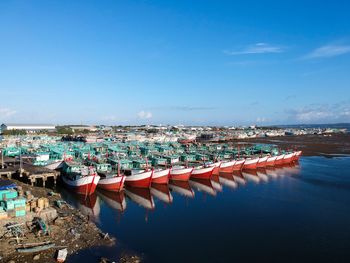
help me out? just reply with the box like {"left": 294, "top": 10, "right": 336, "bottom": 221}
{"left": 211, "top": 175, "right": 223, "bottom": 192}
{"left": 256, "top": 169, "right": 269, "bottom": 182}
{"left": 218, "top": 172, "right": 238, "bottom": 189}
{"left": 60, "top": 188, "right": 101, "bottom": 220}
{"left": 231, "top": 171, "right": 246, "bottom": 185}
{"left": 62, "top": 162, "right": 300, "bottom": 223}
{"left": 169, "top": 180, "right": 195, "bottom": 198}
{"left": 189, "top": 178, "right": 217, "bottom": 196}
{"left": 242, "top": 169, "right": 261, "bottom": 183}
{"left": 150, "top": 184, "right": 173, "bottom": 204}
{"left": 97, "top": 189, "right": 127, "bottom": 212}
{"left": 125, "top": 187, "right": 155, "bottom": 210}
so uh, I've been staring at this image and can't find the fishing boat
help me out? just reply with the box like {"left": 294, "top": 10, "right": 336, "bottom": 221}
{"left": 232, "top": 159, "right": 245, "bottom": 171}
{"left": 190, "top": 165, "right": 215, "bottom": 179}
{"left": 208, "top": 161, "right": 221, "bottom": 175}
{"left": 219, "top": 160, "right": 236, "bottom": 173}
{"left": 265, "top": 156, "right": 278, "bottom": 166}
{"left": 124, "top": 170, "right": 153, "bottom": 188}
{"left": 151, "top": 168, "right": 170, "bottom": 184}
{"left": 169, "top": 166, "right": 193, "bottom": 181}
{"left": 98, "top": 175, "right": 125, "bottom": 192}
{"left": 61, "top": 162, "right": 100, "bottom": 195}
{"left": 274, "top": 154, "right": 285, "bottom": 165}
{"left": 293, "top": 151, "right": 302, "bottom": 161}
{"left": 242, "top": 157, "right": 259, "bottom": 170}
{"left": 256, "top": 156, "right": 268, "bottom": 168}
{"left": 282, "top": 152, "right": 295, "bottom": 164}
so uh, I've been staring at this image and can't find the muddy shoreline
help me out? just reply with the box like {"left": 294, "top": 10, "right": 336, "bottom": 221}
{"left": 231, "top": 133, "right": 350, "bottom": 157}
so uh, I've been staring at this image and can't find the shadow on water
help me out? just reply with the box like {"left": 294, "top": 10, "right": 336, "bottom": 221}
{"left": 64, "top": 157, "right": 350, "bottom": 263}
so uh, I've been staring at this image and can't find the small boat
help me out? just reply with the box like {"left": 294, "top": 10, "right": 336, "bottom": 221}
{"left": 219, "top": 160, "right": 236, "bottom": 173}
{"left": 209, "top": 161, "right": 221, "bottom": 175}
{"left": 98, "top": 175, "right": 125, "bottom": 192}
{"left": 150, "top": 184, "right": 173, "bottom": 204}
{"left": 282, "top": 152, "right": 295, "bottom": 164}
{"left": 44, "top": 160, "right": 64, "bottom": 170}
{"left": 274, "top": 154, "right": 285, "bottom": 165}
{"left": 256, "top": 156, "right": 268, "bottom": 168}
{"left": 125, "top": 187, "right": 155, "bottom": 210}
{"left": 124, "top": 170, "right": 153, "bottom": 188}
{"left": 169, "top": 181, "right": 195, "bottom": 198}
{"left": 169, "top": 166, "right": 193, "bottom": 181}
{"left": 61, "top": 163, "right": 100, "bottom": 195}
{"left": 190, "top": 165, "right": 215, "bottom": 179}
{"left": 265, "top": 156, "right": 278, "bottom": 166}
{"left": 242, "top": 157, "right": 259, "bottom": 170}
{"left": 151, "top": 168, "right": 170, "bottom": 184}
{"left": 293, "top": 151, "right": 302, "bottom": 161}
{"left": 232, "top": 159, "right": 245, "bottom": 171}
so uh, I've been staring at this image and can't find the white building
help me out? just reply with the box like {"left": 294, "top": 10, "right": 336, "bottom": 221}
{"left": 1, "top": 123, "right": 56, "bottom": 132}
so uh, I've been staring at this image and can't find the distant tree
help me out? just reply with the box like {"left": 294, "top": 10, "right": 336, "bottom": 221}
{"left": 56, "top": 126, "right": 73, "bottom": 135}
{"left": 2, "top": 129, "right": 27, "bottom": 136}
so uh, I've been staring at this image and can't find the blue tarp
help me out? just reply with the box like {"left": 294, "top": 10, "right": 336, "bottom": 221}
{"left": 0, "top": 179, "right": 17, "bottom": 190}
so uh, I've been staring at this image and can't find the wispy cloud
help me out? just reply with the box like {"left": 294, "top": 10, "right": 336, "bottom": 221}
{"left": 137, "top": 110, "right": 152, "bottom": 119}
{"left": 285, "top": 102, "right": 350, "bottom": 123}
{"left": 303, "top": 44, "right": 350, "bottom": 59}
{"left": 0, "top": 107, "right": 17, "bottom": 119}
{"left": 149, "top": 106, "right": 218, "bottom": 111}
{"left": 224, "top": 43, "right": 284, "bottom": 56}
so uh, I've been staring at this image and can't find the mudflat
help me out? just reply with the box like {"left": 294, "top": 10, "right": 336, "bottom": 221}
{"left": 233, "top": 133, "right": 350, "bottom": 157}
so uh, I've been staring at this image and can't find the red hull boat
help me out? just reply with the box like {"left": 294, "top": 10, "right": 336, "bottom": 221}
{"left": 125, "top": 170, "right": 153, "bottom": 188}
{"left": 243, "top": 157, "right": 259, "bottom": 170}
{"left": 151, "top": 168, "right": 170, "bottom": 184}
{"left": 191, "top": 166, "right": 215, "bottom": 180}
{"left": 98, "top": 175, "right": 125, "bottom": 192}
{"left": 170, "top": 166, "right": 193, "bottom": 181}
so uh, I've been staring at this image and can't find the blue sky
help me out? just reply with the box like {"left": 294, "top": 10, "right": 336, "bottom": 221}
{"left": 0, "top": 0, "right": 350, "bottom": 126}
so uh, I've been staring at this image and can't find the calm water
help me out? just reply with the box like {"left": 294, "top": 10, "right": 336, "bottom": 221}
{"left": 66, "top": 157, "right": 350, "bottom": 262}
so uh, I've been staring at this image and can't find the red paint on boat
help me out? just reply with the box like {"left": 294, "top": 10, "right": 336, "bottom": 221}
{"left": 191, "top": 166, "right": 215, "bottom": 180}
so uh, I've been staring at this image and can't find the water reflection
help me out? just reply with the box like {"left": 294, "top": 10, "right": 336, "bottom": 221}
{"left": 189, "top": 178, "right": 217, "bottom": 196}
{"left": 125, "top": 187, "right": 155, "bottom": 210}
{"left": 150, "top": 184, "right": 173, "bottom": 204}
{"left": 62, "top": 162, "right": 300, "bottom": 221}
{"left": 169, "top": 181, "right": 195, "bottom": 198}
{"left": 98, "top": 190, "right": 127, "bottom": 212}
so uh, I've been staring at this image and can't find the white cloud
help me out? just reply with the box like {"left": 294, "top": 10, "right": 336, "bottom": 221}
{"left": 137, "top": 111, "right": 152, "bottom": 119}
{"left": 0, "top": 107, "right": 16, "bottom": 119}
{"left": 303, "top": 44, "right": 350, "bottom": 59}
{"left": 286, "top": 102, "right": 350, "bottom": 123}
{"left": 256, "top": 117, "right": 267, "bottom": 123}
{"left": 224, "top": 43, "right": 284, "bottom": 55}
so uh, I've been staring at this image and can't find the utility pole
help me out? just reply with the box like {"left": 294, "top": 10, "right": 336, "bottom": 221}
{"left": 1, "top": 148, "right": 4, "bottom": 169}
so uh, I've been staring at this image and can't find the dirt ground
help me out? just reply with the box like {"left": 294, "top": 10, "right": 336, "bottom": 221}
{"left": 232, "top": 133, "right": 350, "bottom": 157}
{"left": 0, "top": 181, "right": 116, "bottom": 263}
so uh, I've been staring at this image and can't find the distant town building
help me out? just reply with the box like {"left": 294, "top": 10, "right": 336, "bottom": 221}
{"left": 0, "top": 123, "right": 56, "bottom": 132}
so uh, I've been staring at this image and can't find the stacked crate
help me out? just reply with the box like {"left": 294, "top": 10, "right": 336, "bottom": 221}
{"left": 0, "top": 189, "right": 27, "bottom": 218}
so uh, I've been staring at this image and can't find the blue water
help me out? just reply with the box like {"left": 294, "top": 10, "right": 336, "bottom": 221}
{"left": 67, "top": 157, "right": 350, "bottom": 262}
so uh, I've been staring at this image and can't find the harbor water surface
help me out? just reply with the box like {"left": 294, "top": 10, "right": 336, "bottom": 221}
{"left": 66, "top": 157, "right": 350, "bottom": 262}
